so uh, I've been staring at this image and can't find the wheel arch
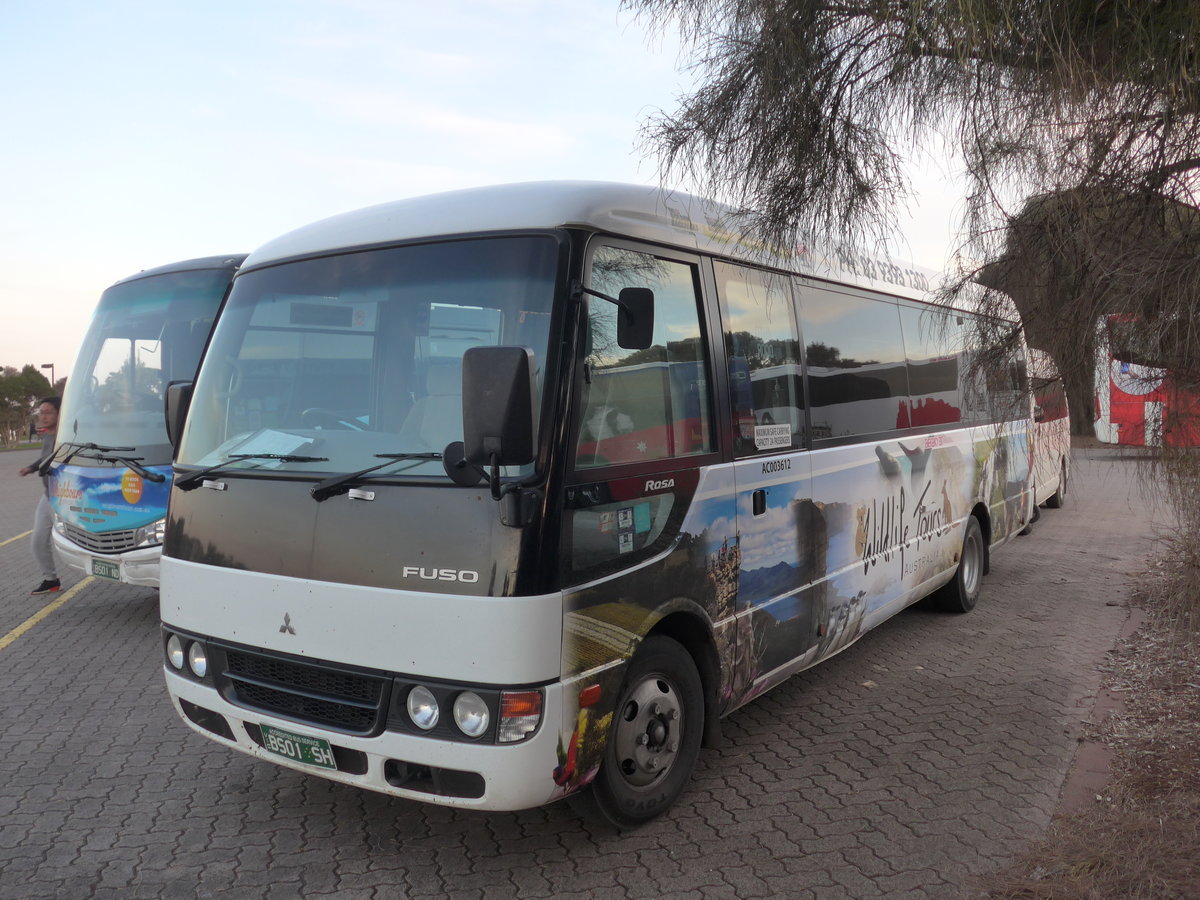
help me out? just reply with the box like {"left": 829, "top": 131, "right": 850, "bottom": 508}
{"left": 970, "top": 501, "right": 992, "bottom": 575}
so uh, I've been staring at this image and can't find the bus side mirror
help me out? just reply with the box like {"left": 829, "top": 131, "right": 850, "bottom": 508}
{"left": 462, "top": 347, "right": 536, "bottom": 467}
{"left": 165, "top": 381, "right": 194, "bottom": 453}
{"left": 617, "top": 287, "right": 654, "bottom": 350}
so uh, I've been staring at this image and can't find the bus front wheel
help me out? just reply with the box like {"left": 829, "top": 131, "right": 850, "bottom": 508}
{"left": 582, "top": 635, "right": 703, "bottom": 830}
{"left": 935, "top": 516, "right": 984, "bottom": 613}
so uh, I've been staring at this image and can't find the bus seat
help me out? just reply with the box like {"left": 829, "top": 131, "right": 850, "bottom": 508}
{"left": 396, "top": 360, "right": 462, "bottom": 451}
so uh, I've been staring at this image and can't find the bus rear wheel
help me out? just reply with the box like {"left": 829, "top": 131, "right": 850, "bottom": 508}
{"left": 1045, "top": 460, "right": 1068, "bottom": 509}
{"left": 935, "top": 516, "right": 984, "bottom": 613}
{"left": 581, "top": 635, "right": 703, "bottom": 830}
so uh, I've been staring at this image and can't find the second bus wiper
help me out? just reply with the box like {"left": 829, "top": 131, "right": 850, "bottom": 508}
{"left": 39, "top": 440, "right": 135, "bottom": 475}
{"left": 76, "top": 450, "right": 167, "bottom": 484}
{"left": 310, "top": 452, "right": 442, "bottom": 502}
{"left": 175, "top": 453, "right": 330, "bottom": 492}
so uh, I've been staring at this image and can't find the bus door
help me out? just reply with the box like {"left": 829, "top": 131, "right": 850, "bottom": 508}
{"left": 712, "top": 262, "right": 817, "bottom": 704}
{"left": 561, "top": 244, "right": 722, "bottom": 682}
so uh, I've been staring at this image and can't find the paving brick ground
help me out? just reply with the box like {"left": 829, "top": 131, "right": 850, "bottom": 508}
{"left": 0, "top": 447, "right": 1165, "bottom": 899}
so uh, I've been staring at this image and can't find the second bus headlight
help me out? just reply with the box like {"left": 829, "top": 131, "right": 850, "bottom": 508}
{"left": 452, "top": 692, "right": 489, "bottom": 738}
{"left": 135, "top": 517, "right": 166, "bottom": 548}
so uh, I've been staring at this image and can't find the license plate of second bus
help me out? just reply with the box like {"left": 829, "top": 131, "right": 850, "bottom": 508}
{"left": 91, "top": 558, "right": 120, "bottom": 580}
{"left": 260, "top": 724, "right": 337, "bottom": 770}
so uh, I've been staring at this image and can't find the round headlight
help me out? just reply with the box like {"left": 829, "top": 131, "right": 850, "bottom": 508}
{"left": 453, "top": 692, "right": 490, "bottom": 738}
{"left": 166, "top": 634, "right": 185, "bottom": 670}
{"left": 187, "top": 642, "right": 208, "bottom": 678}
{"left": 407, "top": 686, "right": 439, "bottom": 730}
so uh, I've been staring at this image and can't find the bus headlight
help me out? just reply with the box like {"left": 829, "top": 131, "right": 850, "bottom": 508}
{"left": 135, "top": 517, "right": 167, "bottom": 548}
{"left": 187, "top": 641, "right": 208, "bottom": 678}
{"left": 407, "top": 686, "right": 439, "bottom": 730}
{"left": 166, "top": 634, "right": 185, "bottom": 670}
{"left": 452, "top": 692, "right": 490, "bottom": 738}
{"left": 52, "top": 514, "right": 67, "bottom": 536}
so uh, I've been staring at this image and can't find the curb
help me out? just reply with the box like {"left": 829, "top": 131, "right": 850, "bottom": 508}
{"left": 1057, "top": 605, "right": 1147, "bottom": 812}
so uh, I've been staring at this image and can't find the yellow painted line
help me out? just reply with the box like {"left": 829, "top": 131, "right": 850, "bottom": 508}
{"left": 0, "top": 577, "right": 96, "bottom": 652}
{"left": 0, "top": 530, "right": 32, "bottom": 549}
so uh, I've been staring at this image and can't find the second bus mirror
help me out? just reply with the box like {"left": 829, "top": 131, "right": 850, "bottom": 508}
{"left": 462, "top": 347, "right": 536, "bottom": 467}
{"left": 616, "top": 288, "right": 654, "bottom": 350}
{"left": 164, "top": 381, "right": 194, "bottom": 455}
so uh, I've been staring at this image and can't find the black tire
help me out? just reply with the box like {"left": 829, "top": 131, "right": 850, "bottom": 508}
{"left": 935, "top": 516, "right": 984, "bottom": 613}
{"left": 1045, "top": 460, "right": 1068, "bottom": 509}
{"left": 579, "top": 635, "right": 703, "bottom": 830}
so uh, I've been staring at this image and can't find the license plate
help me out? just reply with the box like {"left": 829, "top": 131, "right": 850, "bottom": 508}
{"left": 92, "top": 558, "right": 120, "bottom": 580}
{"left": 260, "top": 724, "right": 337, "bottom": 770}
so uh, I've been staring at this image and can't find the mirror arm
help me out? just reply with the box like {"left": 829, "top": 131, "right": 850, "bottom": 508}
{"left": 489, "top": 453, "right": 504, "bottom": 501}
{"left": 577, "top": 283, "right": 632, "bottom": 318}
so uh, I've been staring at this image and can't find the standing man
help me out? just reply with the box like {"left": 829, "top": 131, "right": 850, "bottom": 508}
{"left": 18, "top": 396, "right": 61, "bottom": 595}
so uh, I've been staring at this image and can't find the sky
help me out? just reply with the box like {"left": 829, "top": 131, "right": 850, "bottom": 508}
{"left": 0, "top": 0, "right": 965, "bottom": 381}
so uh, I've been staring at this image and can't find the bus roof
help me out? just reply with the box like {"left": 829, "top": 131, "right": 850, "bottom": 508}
{"left": 110, "top": 254, "right": 248, "bottom": 288}
{"left": 243, "top": 181, "right": 938, "bottom": 301}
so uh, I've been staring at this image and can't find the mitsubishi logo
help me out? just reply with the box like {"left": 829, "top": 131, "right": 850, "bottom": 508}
{"left": 279, "top": 613, "right": 295, "bottom": 635}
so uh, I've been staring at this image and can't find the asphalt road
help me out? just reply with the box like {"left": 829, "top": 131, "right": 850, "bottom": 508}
{"left": 0, "top": 446, "right": 1166, "bottom": 899}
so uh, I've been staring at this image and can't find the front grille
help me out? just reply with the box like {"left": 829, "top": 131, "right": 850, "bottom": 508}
{"left": 219, "top": 647, "right": 389, "bottom": 735}
{"left": 64, "top": 522, "right": 139, "bottom": 554}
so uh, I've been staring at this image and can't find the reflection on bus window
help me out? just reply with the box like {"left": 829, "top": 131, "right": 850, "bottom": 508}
{"left": 797, "top": 286, "right": 908, "bottom": 440}
{"left": 575, "top": 246, "right": 713, "bottom": 468}
{"left": 897, "top": 302, "right": 963, "bottom": 427}
{"left": 714, "top": 261, "right": 803, "bottom": 455}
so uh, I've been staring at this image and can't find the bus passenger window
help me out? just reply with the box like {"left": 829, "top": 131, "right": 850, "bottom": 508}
{"left": 575, "top": 247, "right": 713, "bottom": 468}
{"left": 897, "top": 303, "right": 963, "bottom": 428}
{"left": 713, "top": 261, "right": 803, "bottom": 455}
{"left": 797, "top": 287, "right": 909, "bottom": 440}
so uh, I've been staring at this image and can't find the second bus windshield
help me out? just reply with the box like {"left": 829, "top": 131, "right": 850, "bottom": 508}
{"left": 58, "top": 267, "right": 232, "bottom": 466}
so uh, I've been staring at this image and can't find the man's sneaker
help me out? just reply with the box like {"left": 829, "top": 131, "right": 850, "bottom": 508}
{"left": 31, "top": 579, "right": 61, "bottom": 596}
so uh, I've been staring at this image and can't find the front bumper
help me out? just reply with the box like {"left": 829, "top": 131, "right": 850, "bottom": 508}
{"left": 164, "top": 666, "right": 569, "bottom": 812}
{"left": 53, "top": 531, "right": 161, "bottom": 587}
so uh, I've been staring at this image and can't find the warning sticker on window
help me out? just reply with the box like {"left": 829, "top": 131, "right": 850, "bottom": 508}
{"left": 754, "top": 424, "right": 792, "bottom": 451}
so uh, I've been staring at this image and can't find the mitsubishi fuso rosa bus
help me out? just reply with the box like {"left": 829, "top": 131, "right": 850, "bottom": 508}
{"left": 47, "top": 255, "right": 244, "bottom": 587}
{"left": 159, "top": 183, "right": 1033, "bottom": 828}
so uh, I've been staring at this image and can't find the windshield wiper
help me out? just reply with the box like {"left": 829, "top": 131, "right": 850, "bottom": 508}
{"left": 310, "top": 452, "right": 442, "bottom": 502}
{"left": 175, "top": 453, "right": 330, "bottom": 492}
{"left": 39, "top": 441, "right": 136, "bottom": 476}
{"left": 76, "top": 450, "right": 166, "bottom": 484}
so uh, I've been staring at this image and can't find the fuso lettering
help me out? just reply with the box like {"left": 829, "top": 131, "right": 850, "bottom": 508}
{"left": 400, "top": 566, "right": 480, "bottom": 583}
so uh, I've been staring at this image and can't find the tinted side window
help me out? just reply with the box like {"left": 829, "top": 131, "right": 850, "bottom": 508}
{"left": 713, "top": 261, "right": 804, "bottom": 455}
{"left": 797, "top": 286, "right": 909, "bottom": 440}
{"left": 575, "top": 247, "right": 714, "bottom": 468}
{"left": 897, "top": 302, "right": 963, "bottom": 427}
{"left": 1030, "top": 352, "right": 1069, "bottom": 422}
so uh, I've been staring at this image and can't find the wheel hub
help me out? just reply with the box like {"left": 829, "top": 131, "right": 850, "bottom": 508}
{"left": 613, "top": 677, "right": 683, "bottom": 787}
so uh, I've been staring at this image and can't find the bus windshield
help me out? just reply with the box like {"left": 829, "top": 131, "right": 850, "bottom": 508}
{"left": 177, "top": 235, "right": 560, "bottom": 478}
{"left": 58, "top": 266, "right": 234, "bottom": 467}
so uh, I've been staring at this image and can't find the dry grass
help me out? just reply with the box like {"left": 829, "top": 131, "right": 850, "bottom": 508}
{"left": 979, "top": 525, "right": 1200, "bottom": 898}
